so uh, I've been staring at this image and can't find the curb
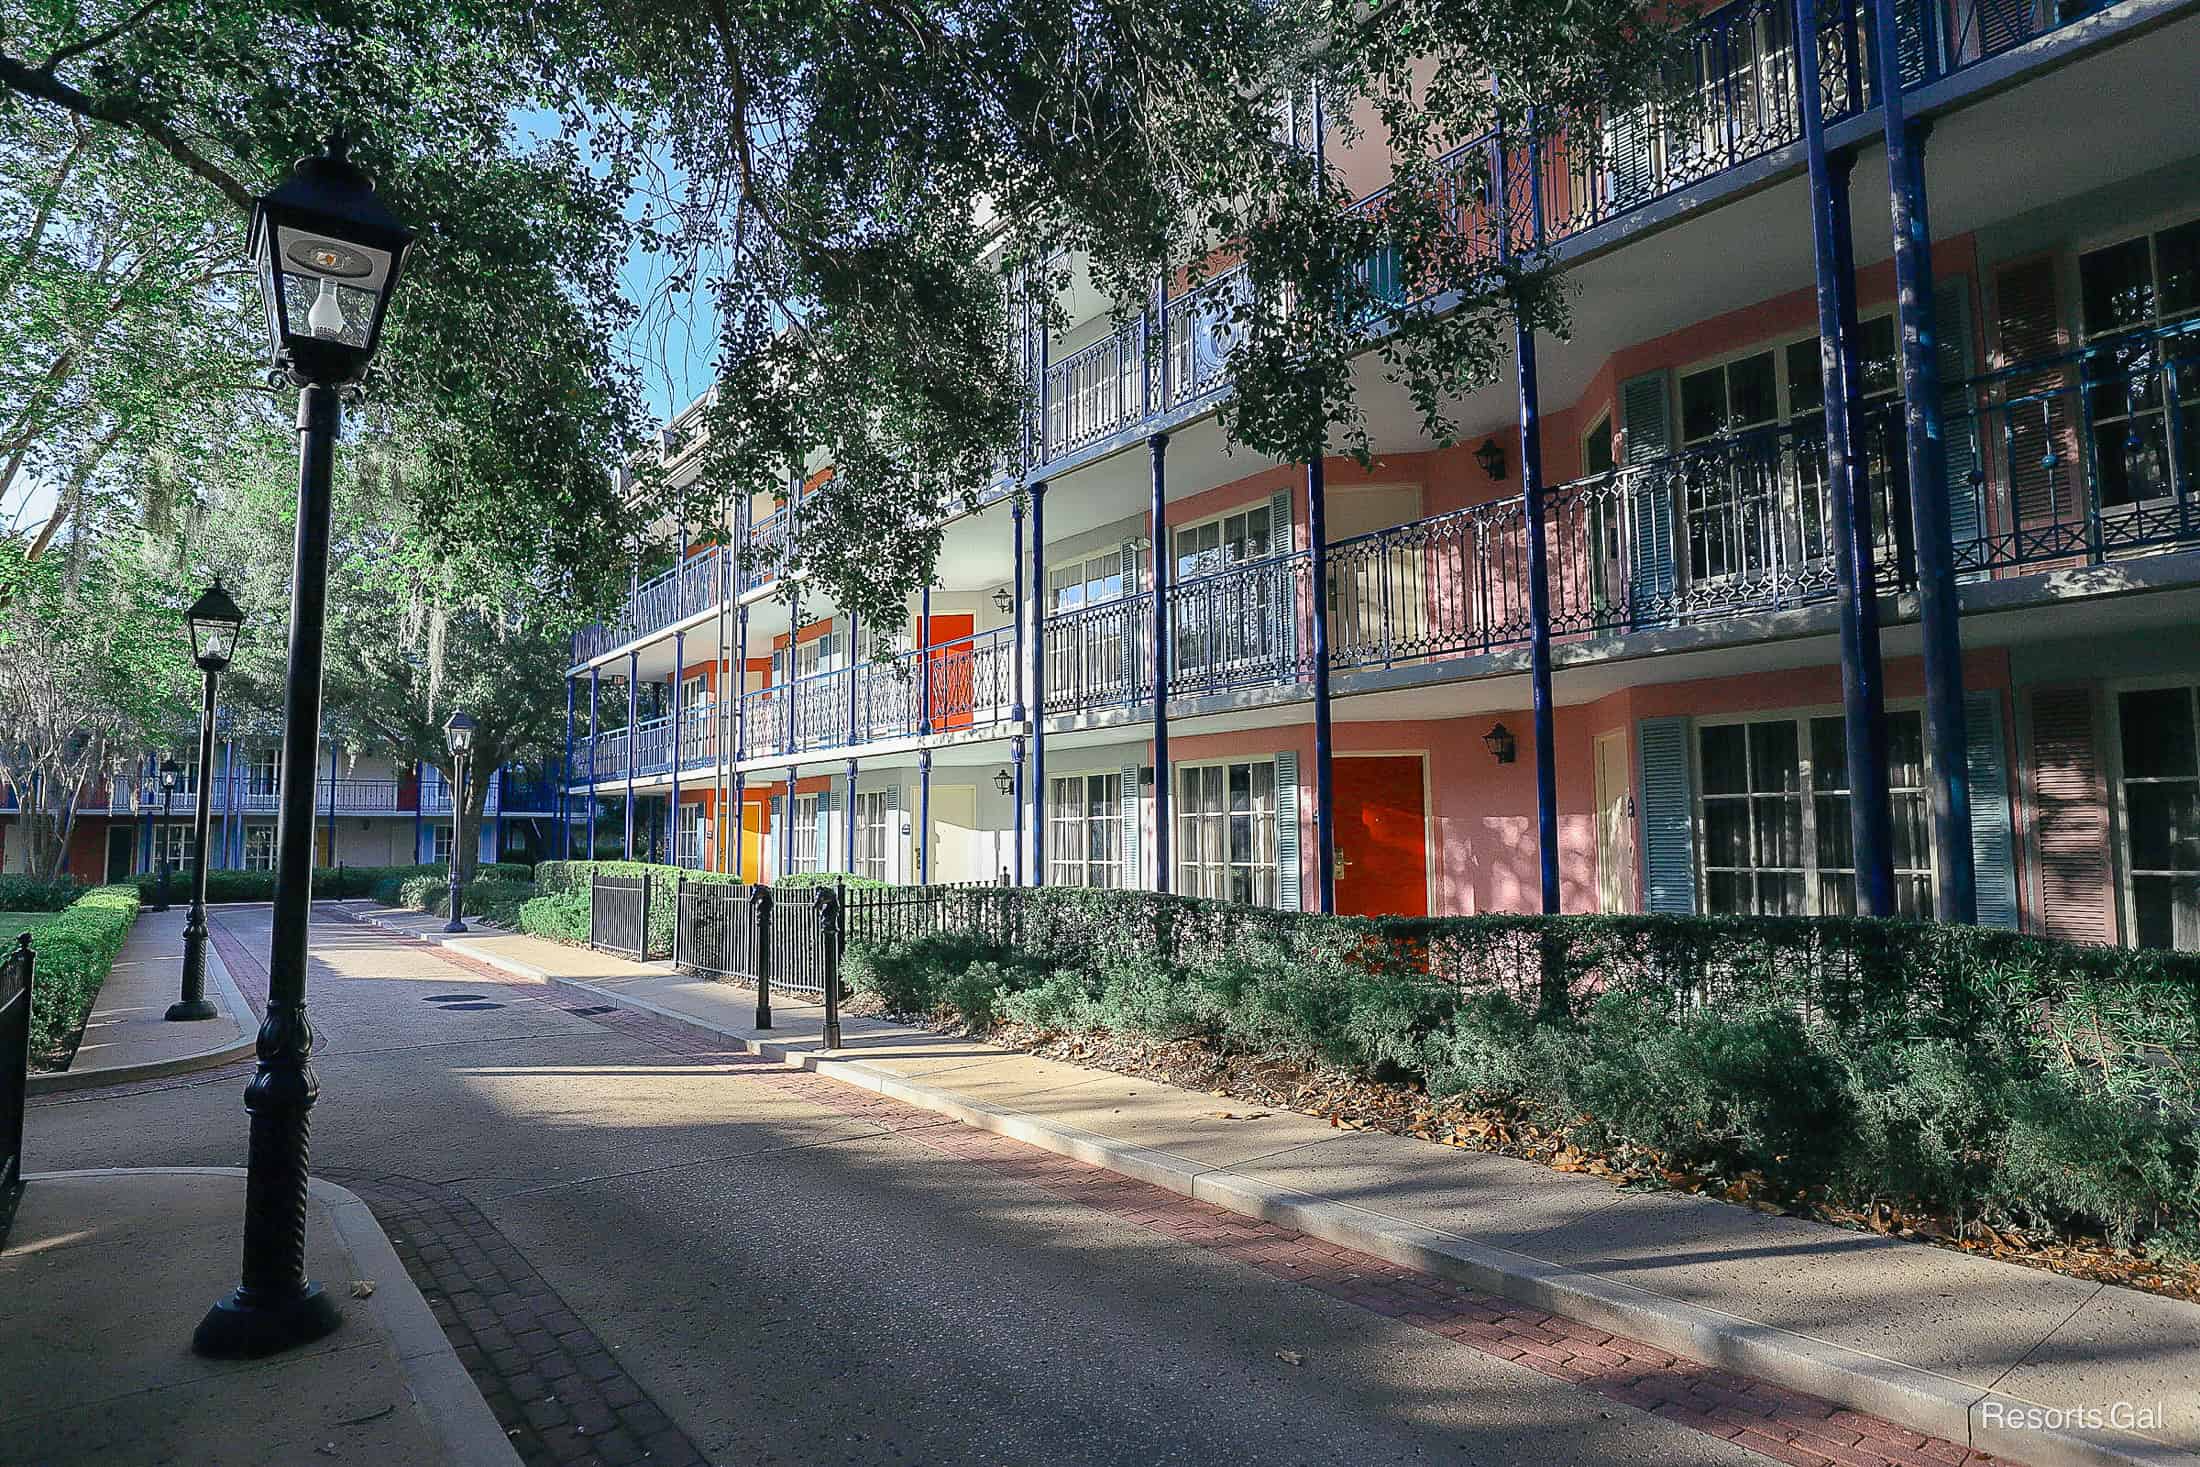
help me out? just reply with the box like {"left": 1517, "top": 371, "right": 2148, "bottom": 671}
{"left": 20, "top": 1167, "right": 522, "bottom": 1467}
{"left": 28, "top": 941, "right": 257, "bottom": 1095}
{"left": 375, "top": 917, "right": 2198, "bottom": 1467}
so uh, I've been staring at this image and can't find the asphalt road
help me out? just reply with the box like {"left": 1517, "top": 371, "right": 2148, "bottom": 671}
{"left": 32, "top": 906, "right": 1762, "bottom": 1467}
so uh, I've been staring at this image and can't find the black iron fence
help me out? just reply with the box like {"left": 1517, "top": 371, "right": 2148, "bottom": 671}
{"left": 2, "top": 932, "right": 35, "bottom": 1218}
{"left": 587, "top": 872, "right": 650, "bottom": 961}
{"left": 631, "top": 877, "right": 846, "bottom": 1046}
{"left": 843, "top": 883, "right": 1024, "bottom": 948}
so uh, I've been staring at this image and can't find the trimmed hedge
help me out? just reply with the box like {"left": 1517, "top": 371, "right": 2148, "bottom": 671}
{"left": 132, "top": 861, "right": 529, "bottom": 906}
{"left": 20, "top": 884, "right": 141, "bottom": 1067}
{"left": 843, "top": 888, "right": 2200, "bottom": 1255}
{"left": 0, "top": 873, "right": 85, "bottom": 912}
{"left": 387, "top": 875, "right": 539, "bottom": 930}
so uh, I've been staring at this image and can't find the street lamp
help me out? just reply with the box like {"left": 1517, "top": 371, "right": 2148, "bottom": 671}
{"left": 169, "top": 579, "right": 246, "bottom": 1022}
{"left": 442, "top": 709, "right": 477, "bottom": 934}
{"left": 154, "top": 757, "right": 181, "bottom": 912}
{"left": 195, "top": 134, "right": 412, "bottom": 1362}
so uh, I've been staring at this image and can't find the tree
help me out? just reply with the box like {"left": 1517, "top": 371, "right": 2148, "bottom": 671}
{"left": 0, "top": 529, "right": 191, "bottom": 880}
{"left": 181, "top": 426, "right": 578, "bottom": 884}
{"left": 0, "top": 0, "right": 649, "bottom": 618}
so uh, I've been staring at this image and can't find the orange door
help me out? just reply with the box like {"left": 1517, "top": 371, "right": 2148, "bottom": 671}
{"left": 926, "top": 613, "right": 977, "bottom": 730}
{"left": 1334, "top": 755, "right": 1429, "bottom": 917}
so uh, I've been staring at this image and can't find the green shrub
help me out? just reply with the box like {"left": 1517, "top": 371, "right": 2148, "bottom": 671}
{"left": 843, "top": 885, "right": 2200, "bottom": 1250}
{"left": 127, "top": 861, "right": 528, "bottom": 905}
{"left": 0, "top": 873, "right": 84, "bottom": 912}
{"left": 519, "top": 886, "right": 589, "bottom": 945}
{"left": 22, "top": 884, "right": 140, "bottom": 1066}
{"left": 381, "top": 875, "right": 538, "bottom": 930}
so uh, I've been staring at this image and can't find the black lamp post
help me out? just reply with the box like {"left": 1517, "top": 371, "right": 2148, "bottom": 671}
{"left": 154, "top": 758, "right": 180, "bottom": 912}
{"left": 169, "top": 579, "right": 246, "bottom": 1022}
{"left": 194, "top": 134, "right": 412, "bottom": 1361}
{"left": 443, "top": 709, "right": 477, "bottom": 933}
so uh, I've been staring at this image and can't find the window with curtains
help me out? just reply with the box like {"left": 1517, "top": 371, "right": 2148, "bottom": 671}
{"left": 1174, "top": 760, "right": 1279, "bottom": 907}
{"left": 2115, "top": 684, "right": 2200, "bottom": 950}
{"left": 1047, "top": 773, "right": 1122, "bottom": 888}
{"left": 790, "top": 794, "right": 821, "bottom": 874}
{"left": 2077, "top": 217, "right": 2200, "bottom": 509}
{"left": 243, "top": 825, "right": 276, "bottom": 871}
{"left": 853, "top": 790, "right": 890, "bottom": 881}
{"left": 1696, "top": 710, "right": 1933, "bottom": 919}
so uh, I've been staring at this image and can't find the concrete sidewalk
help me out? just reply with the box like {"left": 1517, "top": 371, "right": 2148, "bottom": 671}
{"left": 0, "top": 1168, "right": 519, "bottom": 1467}
{"left": 361, "top": 906, "right": 2200, "bottom": 1467}
{"left": 28, "top": 905, "right": 256, "bottom": 1094}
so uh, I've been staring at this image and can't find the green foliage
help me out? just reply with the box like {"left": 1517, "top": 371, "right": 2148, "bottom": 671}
{"left": 23, "top": 884, "right": 139, "bottom": 1066}
{"left": 0, "top": 874, "right": 82, "bottom": 912}
{"left": 129, "top": 862, "right": 527, "bottom": 904}
{"left": 847, "top": 887, "right": 2200, "bottom": 1248}
{"left": 390, "top": 875, "right": 538, "bottom": 929}
{"left": 519, "top": 886, "right": 590, "bottom": 946}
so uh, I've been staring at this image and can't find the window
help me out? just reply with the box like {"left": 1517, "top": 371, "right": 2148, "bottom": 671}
{"left": 1048, "top": 551, "right": 1133, "bottom": 613}
{"left": 245, "top": 748, "right": 278, "bottom": 797}
{"left": 152, "top": 824, "right": 196, "bottom": 868}
{"left": 789, "top": 794, "right": 821, "bottom": 874}
{"left": 1048, "top": 773, "right": 1122, "bottom": 888}
{"left": 1675, "top": 322, "right": 1900, "bottom": 589}
{"left": 1049, "top": 550, "right": 1139, "bottom": 705}
{"left": 1175, "top": 760, "right": 1279, "bottom": 907}
{"left": 2078, "top": 219, "right": 2200, "bottom": 509}
{"left": 431, "top": 824, "right": 454, "bottom": 865}
{"left": 2117, "top": 685, "right": 2200, "bottom": 949}
{"left": 1173, "top": 504, "right": 1273, "bottom": 579}
{"left": 1698, "top": 710, "right": 1933, "bottom": 919}
{"left": 1171, "top": 504, "right": 1287, "bottom": 682}
{"left": 243, "top": 825, "right": 276, "bottom": 871}
{"left": 853, "top": 790, "right": 890, "bottom": 881}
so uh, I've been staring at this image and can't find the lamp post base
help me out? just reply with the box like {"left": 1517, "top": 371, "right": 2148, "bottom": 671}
{"left": 442, "top": 918, "right": 468, "bottom": 934}
{"left": 165, "top": 997, "right": 219, "bottom": 1021}
{"left": 192, "top": 1282, "right": 343, "bottom": 1359}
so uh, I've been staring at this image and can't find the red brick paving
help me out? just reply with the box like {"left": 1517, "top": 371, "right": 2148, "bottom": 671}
{"left": 55, "top": 906, "right": 2027, "bottom": 1467}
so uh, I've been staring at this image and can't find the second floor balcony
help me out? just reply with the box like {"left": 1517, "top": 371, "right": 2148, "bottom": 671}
{"left": 566, "top": 317, "right": 2200, "bottom": 786}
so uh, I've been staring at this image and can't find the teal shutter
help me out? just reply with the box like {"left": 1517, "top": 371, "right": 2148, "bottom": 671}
{"left": 816, "top": 786, "right": 834, "bottom": 873}
{"left": 1964, "top": 690, "right": 2019, "bottom": 929}
{"left": 1934, "top": 277, "right": 1984, "bottom": 573}
{"left": 1636, "top": 717, "right": 1697, "bottom": 914}
{"left": 769, "top": 794, "right": 785, "bottom": 877}
{"left": 1268, "top": 488, "right": 1297, "bottom": 673}
{"left": 1120, "top": 763, "right": 1140, "bottom": 890}
{"left": 1621, "top": 371, "right": 1676, "bottom": 625}
{"left": 1605, "top": 107, "right": 1658, "bottom": 212}
{"left": 1274, "top": 750, "right": 1302, "bottom": 911}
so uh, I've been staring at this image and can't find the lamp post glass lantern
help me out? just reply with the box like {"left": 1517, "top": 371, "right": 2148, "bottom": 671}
{"left": 170, "top": 579, "right": 246, "bottom": 1022}
{"left": 443, "top": 710, "right": 477, "bottom": 933}
{"left": 194, "top": 134, "right": 412, "bottom": 1362}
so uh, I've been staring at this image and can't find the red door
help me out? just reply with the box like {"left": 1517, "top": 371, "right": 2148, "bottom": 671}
{"left": 1334, "top": 755, "right": 1429, "bottom": 917}
{"left": 926, "top": 613, "right": 976, "bottom": 730}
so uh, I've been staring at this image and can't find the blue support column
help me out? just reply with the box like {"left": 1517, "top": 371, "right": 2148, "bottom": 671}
{"left": 624, "top": 648, "right": 639, "bottom": 860}
{"left": 1009, "top": 497, "right": 1026, "bottom": 722}
{"left": 671, "top": 630, "right": 684, "bottom": 864}
{"left": 1873, "top": 25, "right": 1974, "bottom": 923}
{"left": 917, "top": 749, "right": 932, "bottom": 886}
{"left": 1306, "top": 455, "right": 1336, "bottom": 915}
{"left": 918, "top": 585, "right": 933, "bottom": 736}
{"left": 844, "top": 757, "right": 858, "bottom": 875}
{"left": 561, "top": 675, "right": 575, "bottom": 858}
{"left": 586, "top": 667, "right": 600, "bottom": 860}
{"left": 1009, "top": 735, "right": 1026, "bottom": 886}
{"left": 1027, "top": 482, "right": 1048, "bottom": 887}
{"left": 1148, "top": 436, "right": 1171, "bottom": 893}
{"left": 843, "top": 610, "right": 859, "bottom": 747}
{"left": 1795, "top": 0, "right": 1896, "bottom": 917}
{"left": 1494, "top": 111, "right": 1562, "bottom": 916}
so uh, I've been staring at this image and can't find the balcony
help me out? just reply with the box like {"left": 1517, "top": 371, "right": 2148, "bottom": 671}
{"left": 563, "top": 319, "right": 2200, "bottom": 787}
{"left": 572, "top": 545, "right": 729, "bottom": 665}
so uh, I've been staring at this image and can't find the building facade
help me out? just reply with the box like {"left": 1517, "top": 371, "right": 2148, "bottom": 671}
{"left": 3, "top": 748, "right": 563, "bottom": 884}
{"left": 564, "top": 0, "right": 2200, "bottom": 950}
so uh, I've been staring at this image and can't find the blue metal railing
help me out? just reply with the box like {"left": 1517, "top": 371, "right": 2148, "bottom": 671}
{"left": 573, "top": 545, "right": 728, "bottom": 665}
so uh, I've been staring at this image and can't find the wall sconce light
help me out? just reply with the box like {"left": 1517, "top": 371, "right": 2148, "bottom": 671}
{"left": 1482, "top": 722, "right": 1517, "bottom": 765}
{"left": 991, "top": 585, "right": 1015, "bottom": 615}
{"left": 1474, "top": 436, "right": 1507, "bottom": 481}
{"left": 992, "top": 767, "right": 1014, "bottom": 796}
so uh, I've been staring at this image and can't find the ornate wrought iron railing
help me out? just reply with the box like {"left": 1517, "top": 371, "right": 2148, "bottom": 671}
{"left": 574, "top": 546, "right": 727, "bottom": 664}
{"left": 1043, "top": 593, "right": 1152, "bottom": 714}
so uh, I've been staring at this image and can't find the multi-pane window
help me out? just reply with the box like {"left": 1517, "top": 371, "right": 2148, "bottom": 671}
{"left": 2078, "top": 218, "right": 2200, "bottom": 509}
{"left": 1698, "top": 710, "right": 1933, "bottom": 918}
{"left": 1175, "top": 761, "right": 1279, "bottom": 907}
{"left": 1172, "top": 505, "right": 1285, "bottom": 680}
{"left": 1048, "top": 773, "right": 1123, "bottom": 888}
{"left": 853, "top": 791, "right": 890, "bottom": 881}
{"left": 152, "top": 824, "right": 196, "bottom": 868}
{"left": 1676, "top": 322, "right": 1898, "bottom": 587}
{"left": 431, "top": 824, "right": 454, "bottom": 865}
{"left": 1048, "top": 552, "right": 1131, "bottom": 612}
{"left": 789, "top": 794, "right": 821, "bottom": 874}
{"left": 2117, "top": 685, "right": 2200, "bottom": 950}
{"left": 245, "top": 748, "right": 279, "bottom": 797}
{"left": 1173, "top": 504, "right": 1274, "bottom": 580}
{"left": 1049, "top": 551, "right": 1137, "bottom": 705}
{"left": 243, "top": 826, "right": 276, "bottom": 871}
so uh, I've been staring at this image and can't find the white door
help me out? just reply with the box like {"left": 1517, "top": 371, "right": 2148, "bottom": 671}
{"left": 932, "top": 785, "right": 981, "bottom": 883}
{"left": 1594, "top": 731, "right": 1634, "bottom": 913}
